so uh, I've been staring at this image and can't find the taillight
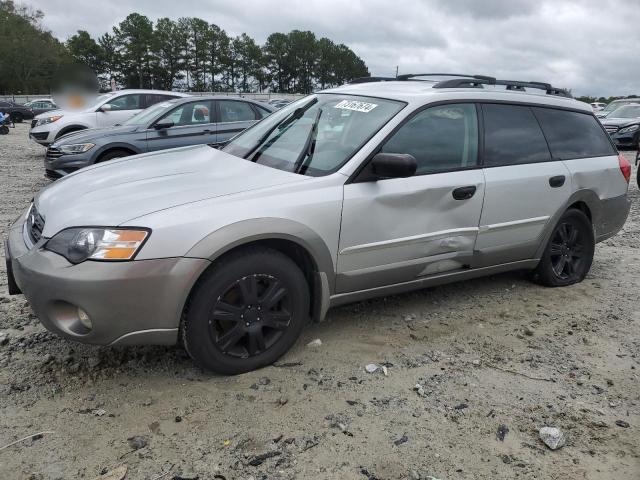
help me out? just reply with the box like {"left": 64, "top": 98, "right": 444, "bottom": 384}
{"left": 618, "top": 154, "right": 631, "bottom": 183}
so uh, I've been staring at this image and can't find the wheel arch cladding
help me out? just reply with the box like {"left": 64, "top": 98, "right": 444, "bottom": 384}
{"left": 534, "top": 190, "right": 599, "bottom": 259}
{"left": 184, "top": 218, "right": 336, "bottom": 322}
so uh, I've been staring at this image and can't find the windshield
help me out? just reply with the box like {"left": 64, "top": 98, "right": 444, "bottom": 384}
{"left": 122, "top": 100, "right": 179, "bottom": 126}
{"left": 608, "top": 105, "right": 640, "bottom": 119}
{"left": 603, "top": 100, "right": 638, "bottom": 113}
{"left": 222, "top": 94, "right": 405, "bottom": 176}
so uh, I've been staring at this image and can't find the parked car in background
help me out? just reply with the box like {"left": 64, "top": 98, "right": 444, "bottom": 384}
{"left": 0, "top": 100, "right": 34, "bottom": 123}
{"left": 600, "top": 104, "right": 640, "bottom": 148}
{"left": 29, "top": 89, "right": 189, "bottom": 146}
{"left": 24, "top": 98, "right": 58, "bottom": 116}
{"left": 44, "top": 96, "right": 274, "bottom": 178}
{"left": 5, "top": 74, "right": 631, "bottom": 374}
{"left": 596, "top": 98, "right": 640, "bottom": 118}
{"left": 590, "top": 102, "right": 606, "bottom": 111}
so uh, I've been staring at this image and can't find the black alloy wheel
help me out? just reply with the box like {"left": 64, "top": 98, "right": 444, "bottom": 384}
{"left": 182, "top": 247, "right": 309, "bottom": 374}
{"left": 534, "top": 209, "right": 594, "bottom": 287}
{"left": 549, "top": 222, "right": 586, "bottom": 281}
{"left": 211, "top": 274, "right": 292, "bottom": 358}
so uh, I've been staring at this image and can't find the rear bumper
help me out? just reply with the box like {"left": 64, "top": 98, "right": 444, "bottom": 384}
{"left": 596, "top": 193, "right": 631, "bottom": 242}
{"left": 5, "top": 217, "right": 211, "bottom": 346}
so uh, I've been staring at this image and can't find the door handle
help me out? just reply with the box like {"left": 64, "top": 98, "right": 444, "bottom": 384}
{"left": 452, "top": 185, "right": 477, "bottom": 200}
{"left": 549, "top": 175, "right": 566, "bottom": 188}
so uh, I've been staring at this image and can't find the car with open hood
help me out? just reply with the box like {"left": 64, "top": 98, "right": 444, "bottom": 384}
{"left": 6, "top": 74, "right": 631, "bottom": 374}
{"left": 600, "top": 104, "right": 640, "bottom": 148}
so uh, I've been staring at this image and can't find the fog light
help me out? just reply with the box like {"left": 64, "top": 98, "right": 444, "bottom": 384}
{"left": 77, "top": 308, "right": 92, "bottom": 330}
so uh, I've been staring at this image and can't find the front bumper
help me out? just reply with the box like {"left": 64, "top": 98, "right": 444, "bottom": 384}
{"left": 44, "top": 151, "right": 92, "bottom": 179}
{"left": 5, "top": 216, "right": 210, "bottom": 346}
{"left": 609, "top": 131, "right": 639, "bottom": 148}
{"left": 29, "top": 127, "right": 53, "bottom": 146}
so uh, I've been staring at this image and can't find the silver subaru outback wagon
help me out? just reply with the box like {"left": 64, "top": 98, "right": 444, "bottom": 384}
{"left": 5, "top": 74, "right": 631, "bottom": 374}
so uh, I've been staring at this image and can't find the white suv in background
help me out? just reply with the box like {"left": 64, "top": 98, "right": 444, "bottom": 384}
{"left": 29, "top": 89, "right": 189, "bottom": 146}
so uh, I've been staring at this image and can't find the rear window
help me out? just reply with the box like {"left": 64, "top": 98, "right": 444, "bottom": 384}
{"left": 482, "top": 104, "right": 551, "bottom": 166}
{"left": 533, "top": 108, "right": 616, "bottom": 159}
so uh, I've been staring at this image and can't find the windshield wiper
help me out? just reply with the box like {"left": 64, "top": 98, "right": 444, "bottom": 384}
{"left": 245, "top": 97, "right": 318, "bottom": 162}
{"left": 293, "top": 108, "right": 323, "bottom": 174}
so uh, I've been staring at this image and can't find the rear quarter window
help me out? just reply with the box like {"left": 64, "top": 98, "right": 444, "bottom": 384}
{"left": 532, "top": 107, "right": 616, "bottom": 159}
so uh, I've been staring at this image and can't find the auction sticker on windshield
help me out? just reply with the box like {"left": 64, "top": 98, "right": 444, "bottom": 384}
{"left": 334, "top": 100, "right": 378, "bottom": 113}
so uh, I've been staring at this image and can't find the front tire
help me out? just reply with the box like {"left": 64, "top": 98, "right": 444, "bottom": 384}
{"left": 182, "top": 247, "right": 310, "bottom": 375}
{"left": 534, "top": 209, "right": 594, "bottom": 287}
{"left": 97, "top": 149, "right": 131, "bottom": 163}
{"left": 11, "top": 112, "right": 23, "bottom": 123}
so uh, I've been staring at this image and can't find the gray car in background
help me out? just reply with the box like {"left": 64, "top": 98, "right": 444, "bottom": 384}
{"left": 44, "top": 96, "right": 274, "bottom": 178}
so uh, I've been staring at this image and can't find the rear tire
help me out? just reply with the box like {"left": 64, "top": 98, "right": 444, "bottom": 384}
{"left": 11, "top": 112, "right": 23, "bottom": 123}
{"left": 97, "top": 149, "right": 131, "bottom": 163}
{"left": 182, "top": 247, "right": 310, "bottom": 375}
{"left": 534, "top": 209, "right": 594, "bottom": 287}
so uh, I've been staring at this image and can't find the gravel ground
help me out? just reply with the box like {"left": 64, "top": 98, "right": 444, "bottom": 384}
{"left": 0, "top": 123, "right": 639, "bottom": 480}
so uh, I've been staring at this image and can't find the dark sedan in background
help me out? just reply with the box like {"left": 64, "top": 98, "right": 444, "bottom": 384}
{"left": 44, "top": 96, "right": 274, "bottom": 178}
{"left": 23, "top": 98, "right": 58, "bottom": 116}
{"left": 601, "top": 104, "right": 640, "bottom": 148}
{"left": 0, "top": 100, "right": 34, "bottom": 123}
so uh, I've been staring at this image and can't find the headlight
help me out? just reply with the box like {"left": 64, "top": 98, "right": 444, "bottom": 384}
{"left": 57, "top": 143, "right": 95, "bottom": 154}
{"left": 45, "top": 228, "right": 149, "bottom": 264}
{"left": 35, "top": 115, "right": 63, "bottom": 127}
{"left": 618, "top": 124, "right": 639, "bottom": 134}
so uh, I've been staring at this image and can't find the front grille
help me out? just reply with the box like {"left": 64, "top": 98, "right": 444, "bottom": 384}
{"left": 604, "top": 125, "right": 618, "bottom": 134}
{"left": 31, "top": 119, "right": 37, "bottom": 129}
{"left": 31, "top": 131, "right": 48, "bottom": 140}
{"left": 26, "top": 205, "right": 45, "bottom": 244}
{"left": 46, "top": 146, "right": 63, "bottom": 159}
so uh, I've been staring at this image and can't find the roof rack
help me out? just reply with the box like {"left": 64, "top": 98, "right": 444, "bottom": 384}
{"left": 349, "top": 76, "right": 396, "bottom": 84}
{"left": 348, "top": 73, "right": 571, "bottom": 98}
{"left": 431, "top": 77, "right": 571, "bottom": 98}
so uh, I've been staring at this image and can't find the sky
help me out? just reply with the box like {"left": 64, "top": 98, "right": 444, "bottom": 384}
{"left": 28, "top": 0, "right": 640, "bottom": 97}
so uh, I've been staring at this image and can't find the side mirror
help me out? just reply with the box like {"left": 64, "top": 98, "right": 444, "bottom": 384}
{"left": 371, "top": 152, "right": 417, "bottom": 179}
{"left": 99, "top": 104, "right": 112, "bottom": 112}
{"left": 153, "top": 120, "right": 174, "bottom": 130}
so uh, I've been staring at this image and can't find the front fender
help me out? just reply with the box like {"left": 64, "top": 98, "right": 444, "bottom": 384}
{"left": 186, "top": 217, "right": 336, "bottom": 294}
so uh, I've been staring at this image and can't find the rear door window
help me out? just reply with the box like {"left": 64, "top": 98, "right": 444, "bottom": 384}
{"left": 482, "top": 104, "right": 551, "bottom": 166}
{"left": 532, "top": 108, "right": 616, "bottom": 159}
{"left": 219, "top": 100, "right": 257, "bottom": 123}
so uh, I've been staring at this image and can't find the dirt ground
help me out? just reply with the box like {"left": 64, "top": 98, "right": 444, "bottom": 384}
{"left": 0, "top": 122, "right": 638, "bottom": 480}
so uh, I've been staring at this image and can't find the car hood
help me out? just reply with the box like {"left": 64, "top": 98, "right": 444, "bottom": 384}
{"left": 54, "top": 125, "right": 141, "bottom": 145}
{"left": 601, "top": 117, "right": 640, "bottom": 127}
{"left": 35, "top": 145, "right": 308, "bottom": 236}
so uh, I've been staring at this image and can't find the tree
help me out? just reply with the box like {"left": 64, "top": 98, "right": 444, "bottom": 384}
{"left": 0, "top": 0, "right": 71, "bottom": 94}
{"left": 67, "top": 30, "right": 102, "bottom": 75}
{"left": 263, "top": 33, "right": 290, "bottom": 92}
{"left": 151, "top": 18, "right": 185, "bottom": 90}
{"left": 113, "top": 13, "right": 154, "bottom": 88}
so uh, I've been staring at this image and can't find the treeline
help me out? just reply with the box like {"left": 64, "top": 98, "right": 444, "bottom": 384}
{"left": 0, "top": 1, "right": 71, "bottom": 94}
{"left": 0, "top": 1, "right": 370, "bottom": 95}
{"left": 576, "top": 95, "right": 640, "bottom": 104}
{"left": 67, "top": 14, "right": 369, "bottom": 94}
